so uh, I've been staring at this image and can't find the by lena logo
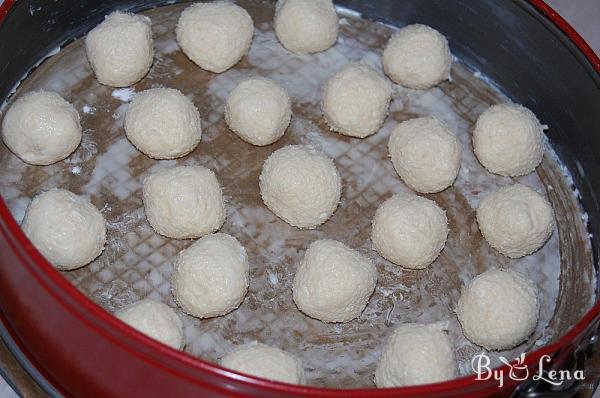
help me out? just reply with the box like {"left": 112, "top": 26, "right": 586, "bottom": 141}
{"left": 471, "top": 352, "right": 584, "bottom": 388}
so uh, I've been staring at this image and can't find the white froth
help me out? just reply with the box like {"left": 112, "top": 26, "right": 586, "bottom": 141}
{"left": 111, "top": 88, "right": 135, "bottom": 102}
{"left": 82, "top": 138, "right": 139, "bottom": 200}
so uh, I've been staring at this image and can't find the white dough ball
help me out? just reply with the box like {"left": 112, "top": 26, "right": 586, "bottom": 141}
{"left": 2, "top": 91, "right": 81, "bottom": 165}
{"left": 372, "top": 193, "right": 447, "bottom": 269}
{"left": 456, "top": 269, "right": 539, "bottom": 350}
{"left": 274, "top": 0, "right": 338, "bottom": 54}
{"left": 383, "top": 24, "right": 451, "bottom": 89}
{"left": 125, "top": 88, "right": 202, "bottom": 159}
{"left": 21, "top": 189, "right": 106, "bottom": 270}
{"left": 374, "top": 322, "right": 456, "bottom": 387}
{"left": 259, "top": 145, "right": 341, "bottom": 229}
{"left": 176, "top": 2, "right": 254, "bottom": 73}
{"left": 389, "top": 117, "right": 461, "bottom": 193}
{"left": 293, "top": 239, "right": 377, "bottom": 323}
{"left": 172, "top": 233, "right": 249, "bottom": 318}
{"left": 322, "top": 63, "right": 391, "bottom": 138}
{"left": 473, "top": 104, "right": 544, "bottom": 177}
{"left": 225, "top": 77, "right": 291, "bottom": 146}
{"left": 477, "top": 184, "right": 554, "bottom": 258}
{"left": 221, "top": 341, "right": 305, "bottom": 385}
{"left": 85, "top": 11, "right": 153, "bottom": 87}
{"left": 115, "top": 299, "right": 184, "bottom": 350}
{"left": 142, "top": 166, "right": 225, "bottom": 239}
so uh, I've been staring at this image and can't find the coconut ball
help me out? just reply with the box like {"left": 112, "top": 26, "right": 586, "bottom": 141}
{"left": 473, "top": 103, "right": 544, "bottom": 177}
{"left": 115, "top": 299, "right": 184, "bottom": 350}
{"left": 221, "top": 341, "right": 305, "bottom": 385}
{"left": 259, "top": 145, "right": 341, "bottom": 229}
{"left": 21, "top": 189, "right": 106, "bottom": 270}
{"left": 383, "top": 24, "right": 451, "bottom": 90}
{"left": 476, "top": 184, "right": 554, "bottom": 258}
{"left": 85, "top": 11, "right": 153, "bottom": 87}
{"left": 172, "top": 233, "right": 249, "bottom": 318}
{"left": 456, "top": 269, "right": 539, "bottom": 350}
{"left": 322, "top": 63, "right": 392, "bottom": 138}
{"left": 374, "top": 322, "right": 457, "bottom": 387}
{"left": 293, "top": 239, "right": 377, "bottom": 323}
{"left": 142, "top": 166, "right": 225, "bottom": 239}
{"left": 225, "top": 77, "right": 291, "bottom": 146}
{"left": 274, "top": 0, "right": 338, "bottom": 54}
{"left": 371, "top": 193, "right": 448, "bottom": 269}
{"left": 176, "top": 2, "right": 254, "bottom": 73}
{"left": 2, "top": 91, "right": 81, "bottom": 165}
{"left": 125, "top": 88, "right": 201, "bottom": 159}
{"left": 389, "top": 117, "right": 461, "bottom": 193}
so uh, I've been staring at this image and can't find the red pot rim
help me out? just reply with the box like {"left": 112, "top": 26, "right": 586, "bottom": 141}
{"left": 0, "top": 0, "right": 598, "bottom": 396}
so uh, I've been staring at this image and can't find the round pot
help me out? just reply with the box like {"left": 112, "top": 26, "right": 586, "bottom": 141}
{"left": 0, "top": 1, "right": 598, "bottom": 397}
